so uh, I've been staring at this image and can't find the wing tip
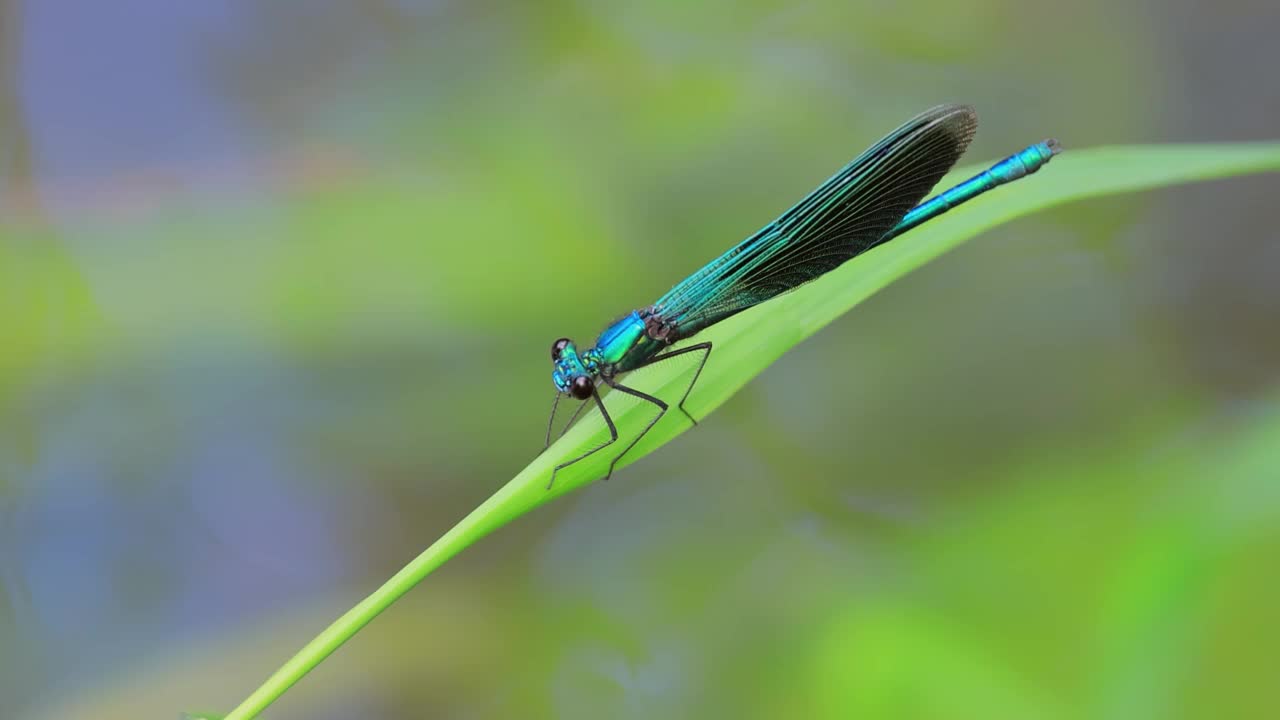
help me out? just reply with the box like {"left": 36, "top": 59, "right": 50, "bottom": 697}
{"left": 918, "top": 103, "right": 979, "bottom": 153}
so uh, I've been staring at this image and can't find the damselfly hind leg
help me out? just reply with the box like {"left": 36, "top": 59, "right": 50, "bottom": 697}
{"left": 548, "top": 386, "right": 618, "bottom": 490}
{"left": 587, "top": 342, "right": 712, "bottom": 479}
{"left": 639, "top": 341, "right": 713, "bottom": 426}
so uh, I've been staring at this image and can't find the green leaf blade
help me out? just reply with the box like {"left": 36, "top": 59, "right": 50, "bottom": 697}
{"left": 222, "top": 141, "right": 1280, "bottom": 720}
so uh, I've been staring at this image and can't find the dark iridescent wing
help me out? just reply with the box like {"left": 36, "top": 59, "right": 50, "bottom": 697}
{"left": 654, "top": 104, "right": 978, "bottom": 340}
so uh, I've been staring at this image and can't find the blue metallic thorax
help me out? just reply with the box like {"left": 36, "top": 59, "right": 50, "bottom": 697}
{"left": 596, "top": 311, "right": 667, "bottom": 374}
{"left": 592, "top": 311, "right": 647, "bottom": 365}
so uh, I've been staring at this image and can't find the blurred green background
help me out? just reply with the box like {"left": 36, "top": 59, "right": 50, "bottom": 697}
{"left": 3, "top": 1, "right": 1280, "bottom": 719}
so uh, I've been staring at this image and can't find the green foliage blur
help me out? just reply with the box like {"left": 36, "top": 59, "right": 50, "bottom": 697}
{"left": 3, "top": 2, "right": 1279, "bottom": 719}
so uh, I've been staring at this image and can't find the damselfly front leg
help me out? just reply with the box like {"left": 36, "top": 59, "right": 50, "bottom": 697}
{"left": 597, "top": 377, "right": 668, "bottom": 480}
{"left": 543, "top": 390, "right": 561, "bottom": 451}
{"left": 543, "top": 390, "right": 592, "bottom": 453}
{"left": 548, "top": 386, "right": 617, "bottom": 490}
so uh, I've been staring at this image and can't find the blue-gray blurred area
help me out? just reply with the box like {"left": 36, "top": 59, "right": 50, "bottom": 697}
{"left": 3, "top": 1, "right": 1280, "bottom": 719}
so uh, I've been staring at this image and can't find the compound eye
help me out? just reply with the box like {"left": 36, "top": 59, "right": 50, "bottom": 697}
{"left": 551, "top": 338, "right": 571, "bottom": 361}
{"left": 570, "top": 375, "right": 594, "bottom": 400}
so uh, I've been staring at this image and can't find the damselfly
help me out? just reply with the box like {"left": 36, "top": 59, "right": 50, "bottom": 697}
{"left": 545, "top": 104, "right": 1059, "bottom": 488}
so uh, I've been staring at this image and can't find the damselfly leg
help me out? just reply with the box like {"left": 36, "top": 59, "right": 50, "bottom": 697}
{"left": 544, "top": 343, "right": 713, "bottom": 488}
{"left": 597, "top": 377, "right": 668, "bottom": 480}
{"left": 543, "top": 389, "right": 592, "bottom": 452}
{"left": 546, "top": 380, "right": 668, "bottom": 489}
{"left": 557, "top": 395, "right": 591, "bottom": 441}
{"left": 548, "top": 385, "right": 618, "bottom": 490}
{"left": 543, "top": 390, "right": 561, "bottom": 450}
{"left": 641, "top": 341, "right": 713, "bottom": 426}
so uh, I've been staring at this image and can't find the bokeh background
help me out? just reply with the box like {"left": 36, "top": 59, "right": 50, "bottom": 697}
{"left": 4, "top": 1, "right": 1280, "bottom": 718}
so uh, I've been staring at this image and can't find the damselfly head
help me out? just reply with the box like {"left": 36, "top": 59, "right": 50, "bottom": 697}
{"left": 552, "top": 338, "right": 594, "bottom": 399}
